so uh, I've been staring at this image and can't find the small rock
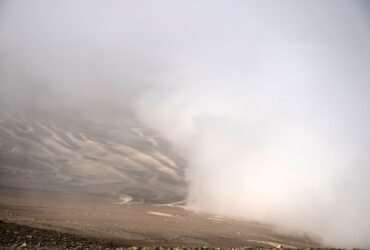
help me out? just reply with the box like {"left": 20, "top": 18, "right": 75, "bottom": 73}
{"left": 21, "top": 242, "right": 27, "bottom": 247}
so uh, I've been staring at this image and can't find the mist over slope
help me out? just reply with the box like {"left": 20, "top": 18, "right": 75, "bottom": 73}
{"left": 0, "top": 0, "right": 370, "bottom": 248}
{"left": 0, "top": 110, "right": 186, "bottom": 203}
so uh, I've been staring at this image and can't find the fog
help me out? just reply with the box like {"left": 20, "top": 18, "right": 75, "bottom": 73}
{"left": 1, "top": 0, "right": 370, "bottom": 247}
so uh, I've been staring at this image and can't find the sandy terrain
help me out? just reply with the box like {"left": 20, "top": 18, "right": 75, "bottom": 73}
{"left": 0, "top": 187, "right": 319, "bottom": 248}
{"left": 0, "top": 112, "right": 320, "bottom": 248}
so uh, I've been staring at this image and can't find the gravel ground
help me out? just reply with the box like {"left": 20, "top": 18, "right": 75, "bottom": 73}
{"left": 0, "top": 220, "right": 344, "bottom": 250}
{"left": 0, "top": 220, "right": 130, "bottom": 249}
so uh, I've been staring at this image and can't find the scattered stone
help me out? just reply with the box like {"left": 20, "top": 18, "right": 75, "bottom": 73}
{"left": 1, "top": 220, "right": 339, "bottom": 250}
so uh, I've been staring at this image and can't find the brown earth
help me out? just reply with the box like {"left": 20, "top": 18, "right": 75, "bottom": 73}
{"left": 0, "top": 187, "right": 320, "bottom": 249}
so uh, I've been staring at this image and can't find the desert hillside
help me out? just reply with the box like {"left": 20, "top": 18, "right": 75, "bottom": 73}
{"left": 0, "top": 111, "right": 186, "bottom": 203}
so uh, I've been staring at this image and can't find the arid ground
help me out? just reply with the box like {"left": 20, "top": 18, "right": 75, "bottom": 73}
{"left": 0, "top": 187, "right": 320, "bottom": 249}
{"left": 0, "top": 111, "right": 320, "bottom": 249}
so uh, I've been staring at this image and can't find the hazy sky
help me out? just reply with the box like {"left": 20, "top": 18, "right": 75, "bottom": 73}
{"left": 0, "top": 0, "right": 370, "bottom": 247}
